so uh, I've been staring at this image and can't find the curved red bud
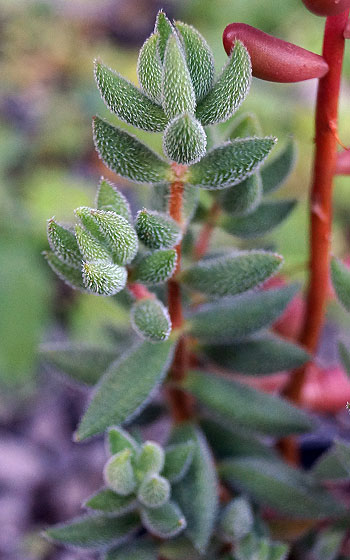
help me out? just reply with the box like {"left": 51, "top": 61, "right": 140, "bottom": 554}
{"left": 223, "top": 23, "right": 329, "bottom": 83}
{"left": 302, "top": 0, "right": 350, "bottom": 16}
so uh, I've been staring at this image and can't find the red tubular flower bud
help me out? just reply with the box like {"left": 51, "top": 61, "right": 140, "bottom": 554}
{"left": 223, "top": 23, "right": 329, "bottom": 83}
{"left": 302, "top": 0, "right": 350, "bottom": 16}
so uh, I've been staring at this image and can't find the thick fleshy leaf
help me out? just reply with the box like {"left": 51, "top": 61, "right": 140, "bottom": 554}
{"left": 94, "top": 60, "right": 167, "bottom": 132}
{"left": 82, "top": 260, "right": 127, "bottom": 296}
{"left": 205, "top": 335, "right": 310, "bottom": 375}
{"left": 196, "top": 41, "right": 251, "bottom": 126}
{"left": 75, "top": 225, "right": 111, "bottom": 262}
{"left": 138, "top": 474, "right": 170, "bottom": 508}
{"left": 184, "top": 370, "right": 314, "bottom": 436}
{"left": 40, "top": 343, "right": 118, "bottom": 386}
{"left": 135, "top": 441, "right": 165, "bottom": 481}
{"left": 135, "top": 209, "right": 181, "bottom": 250}
{"left": 131, "top": 298, "right": 171, "bottom": 342}
{"left": 43, "top": 250, "right": 85, "bottom": 291}
{"left": 220, "top": 174, "right": 262, "bottom": 217}
{"left": 339, "top": 341, "right": 350, "bottom": 377}
{"left": 224, "top": 112, "right": 262, "bottom": 140}
{"left": 76, "top": 208, "right": 138, "bottom": 266}
{"left": 141, "top": 501, "right": 186, "bottom": 539}
{"left": 312, "top": 440, "right": 350, "bottom": 480}
{"left": 105, "top": 540, "right": 158, "bottom": 560}
{"left": 75, "top": 339, "right": 176, "bottom": 440}
{"left": 163, "top": 113, "right": 206, "bottom": 165}
{"left": 133, "top": 249, "right": 177, "bottom": 285}
{"left": 47, "top": 219, "right": 82, "bottom": 267}
{"left": 44, "top": 513, "right": 140, "bottom": 550}
{"left": 137, "top": 33, "right": 162, "bottom": 104}
{"left": 221, "top": 199, "right": 296, "bottom": 238}
{"left": 84, "top": 488, "right": 136, "bottom": 515}
{"left": 108, "top": 426, "right": 139, "bottom": 455}
{"left": 261, "top": 137, "right": 297, "bottom": 194}
{"left": 104, "top": 449, "right": 136, "bottom": 496}
{"left": 188, "top": 137, "right": 276, "bottom": 189}
{"left": 161, "top": 34, "right": 196, "bottom": 119}
{"left": 189, "top": 283, "right": 298, "bottom": 343}
{"left": 219, "top": 498, "right": 253, "bottom": 542}
{"left": 175, "top": 21, "right": 214, "bottom": 102}
{"left": 235, "top": 535, "right": 288, "bottom": 560}
{"left": 163, "top": 441, "right": 195, "bottom": 483}
{"left": 155, "top": 10, "right": 174, "bottom": 63}
{"left": 331, "top": 257, "right": 350, "bottom": 311}
{"left": 181, "top": 251, "right": 283, "bottom": 297}
{"left": 93, "top": 117, "right": 169, "bottom": 184}
{"left": 96, "top": 178, "right": 132, "bottom": 222}
{"left": 170, "top": 423, "right": 218, "bottom": 553}
{"left": 219, "top": 457, "right": 344, "bottom": 519}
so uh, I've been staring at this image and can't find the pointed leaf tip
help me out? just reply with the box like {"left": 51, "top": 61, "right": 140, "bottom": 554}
{"left": 163, "top": 113, "right": 207, "bottom": 164}
{"left": 131, "top": 298, "right": 172, "bottom": 342}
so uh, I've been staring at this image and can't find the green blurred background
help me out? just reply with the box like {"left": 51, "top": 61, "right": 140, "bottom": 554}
{"left": 1, "top": 0, "right": 349, "bottom": 394}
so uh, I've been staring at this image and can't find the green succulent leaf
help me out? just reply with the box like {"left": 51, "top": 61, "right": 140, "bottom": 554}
{"left": 158, "top": 538, "right": 201, "bottom": 560}
{"left": 162, "top": 33, "right": 196, "bottom": 119}
{"left": 188, "top": 137, "right": 276, "bottom": 189}
{"left": 105, "top": 540, "right": 158, "bottom": 560}
{"left": 40, "top": 343, "right": 118, "bottom": 386}
{"left": 82, "top": 260, "right": 127, "bottom": 296}
{"left": 104, "top": 449, "right": 136, "bottom": 496}
{"left": 131, "top": 297, "right": 171, "bottom": 342}
{"left": 261, "top": 137, "right": 297, "bottom": 194}
{"left": 108, "top": 426, "right": 139, "bottom": 456}
{"left": 133, "top": 249, "right": 177, "bottom": 285}
{"left": 135, "top": 209, "right": 181, "bottom": 250}
{"left": 135, "top": 441, "right": 165, "bottom": 481}
{"left": 84, "top": 488, "right": 137, "bottom": 515}
{"left": 235, "top": 534, "right": 288, "bottom": 560}
{"left": 221, "top": 199, "right": 296, "bottom": 238}
{"left": 75, "top": 225, "right": 111, "bottom": 262}
{"left": 181, "top": 251, "right": 283, "bottom": 297}
{"left": 137, "top": 33, "right": 162, "bottom": 104}
{"left": 163, "top": 441, "right": 195, "bottom": 483}
{"left": 47, "top": 219, "right": 82, "bottom": 268}
{"left": 93, "top": 117, "right": 170, "bottom": 184}
{"left": 219, "top": 173, "right": 262, "bottom": 217}
{"left": 331, "top": 257, "right": 350, "bottom": 311}
{"left": 175, "top": 21, "right": 214, "bottom": 102}
{"left": 312, "top": 439, "right": 350, "bottom": 481}
{"left": 138, "top": 474, "right": 171, "bottom": 508}
{"left": 196, "top": 41, "right": 251, "bottom": 126}
{"left": 155, "top": 10, "right": 174, "bottom": 63}
{"left": 189, "top": 284, "right": 298, "bottom": 343}
{"left": 219, "top": 498, "right": 254, "bottom": 542}
{"left": 141, "top": 501, "right": 186, "bottom": 539}
{"left": 163, "top": 113, "right": 206, "bottom": 165}
{"left": 219, "top": 457, "right": 344, "bottom": 519}
{"left": 311, "top": 528, "right": 345, "bottom": 560}
{"left": 44, "top": 512, "right": 140, "bottom": 550}
{"left": 224, "top": 112, "right": 262, "bottom": 140}
{"left": 43, "top": 250, "right": 85, "bottom": 291}
{"left": 184, "top": 370, "right": 314, "bottom": 436}
{"left": 339, "top": 341, "right": 350, "bottom": 377}
{"left": 205, "top": 335, "right": 310, "bottom": 375}
{"left": 75, "top": 338, "right": 176, "bottom": 440}
{"left": 96, "top": 178, "right": 132, "bottom": 221}
{"left": 169, "top": 423, "right": 218, "bottom": 553}
{"left": 94, "top": 60, "right": 167, "bottom": 132}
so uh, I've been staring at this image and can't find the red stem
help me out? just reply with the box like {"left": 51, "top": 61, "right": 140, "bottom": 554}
{"left": 283, "top": 12, "right": 349, "bottom": 406}
{"left": 193, "top": 201, "right": 221, "bottom": 261}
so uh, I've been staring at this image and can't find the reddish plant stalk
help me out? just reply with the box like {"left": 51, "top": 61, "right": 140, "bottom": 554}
{"left": 167, "top": 166, "right": 193, "bottom": 422}
{"left": 193, "top": 201, "right": 221, "bottom": 261}
{"left": 283, "top": 11, "right": 349, "bottom": 406}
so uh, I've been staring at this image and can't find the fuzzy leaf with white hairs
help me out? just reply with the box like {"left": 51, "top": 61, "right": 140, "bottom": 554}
{"left": 163, "top": 113, "right": 206, "bottom": 164}
{"left": 96, "top": 178, "right": 132, "bottom": 222}
{"left": 219, "top": 173, "right": 262, "bottom": 217}
{"left": 135, "top": 441, "right": 165, "bottom": 481}
{"left": 181, "top": 251, "right": 283, "bottom": 297}
{"left": 163, "top": 441, "right": 195, "bottom": 484}
{"left": 108, "top": 427, "right": 139, "bottom": 456}
{"left": 88, "top": 209, "right": 138, "bottom": 265}
{"left": 133, "top": 249, "right": 177, "bottom": 285}
{"left": 137, "top": 33, "right": 162, "bottom": 104}
{"left": 104, "top": 449, "right": 136, "bottom": 496}
{"left": 43, "top": 250, "right": 85, "bottom": 291}
{"left": 141, "top": 501, "right": 186, "bottom": 539}
{"left": 219, "top": 498, "right": 254, "bottom": 543}
{"left": 155, "top": 10, "right": 174, "bottom": 63}
{"left": 135, "top": 209, "right": 181, "bottom": 250}
{"left": 106, "top": 540, "right": 158, "bottom": 560}
{"left": 261, "top": 137, "right": 297, "bottom": 194}
{"left": 131, "top": 298, "right": 171, "bottom": 342}
{"left": 93, "top": 117, "right": 170, "bottom": 184}
{"left": 84, "top": 488, "right": 136, "bottom": 515}
{"left": 82, "top": 260, "right": 127, "bottom": 296}
{"left": 196, "top": 41, "right": 251, "bottom": 126}
{"left": 94, "top": 60, "right": 167, "bottom": 132}
{"left": 138, "top": 475, "right": 171, "bottom": 508}
{"left": 162, "top": 34, "right": 196, "bottom": 119}
{"left": 188, "top": 137, "right": 276, "bottom": 190}
{"left": 75, "top": 225, "right": 111, "bottom": 262}
{"left": 47, "top": 219, "right": 82, "bottom": 268}
{"left": 175, "top": 21, "right": 214, "bottom": 102}
{"left": 75, "top": 338, "right": 176, "bottom": 440}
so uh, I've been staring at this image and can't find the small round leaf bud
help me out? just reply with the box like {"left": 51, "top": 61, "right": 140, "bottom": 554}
{"left": 136, "top": 441, "right": 165, "bottom": 481}
{"left": 103, "top": 449, "right": 136, "bottom": 496}
{"left": 138, "top": 474, "right": 171, "bottom": 508}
